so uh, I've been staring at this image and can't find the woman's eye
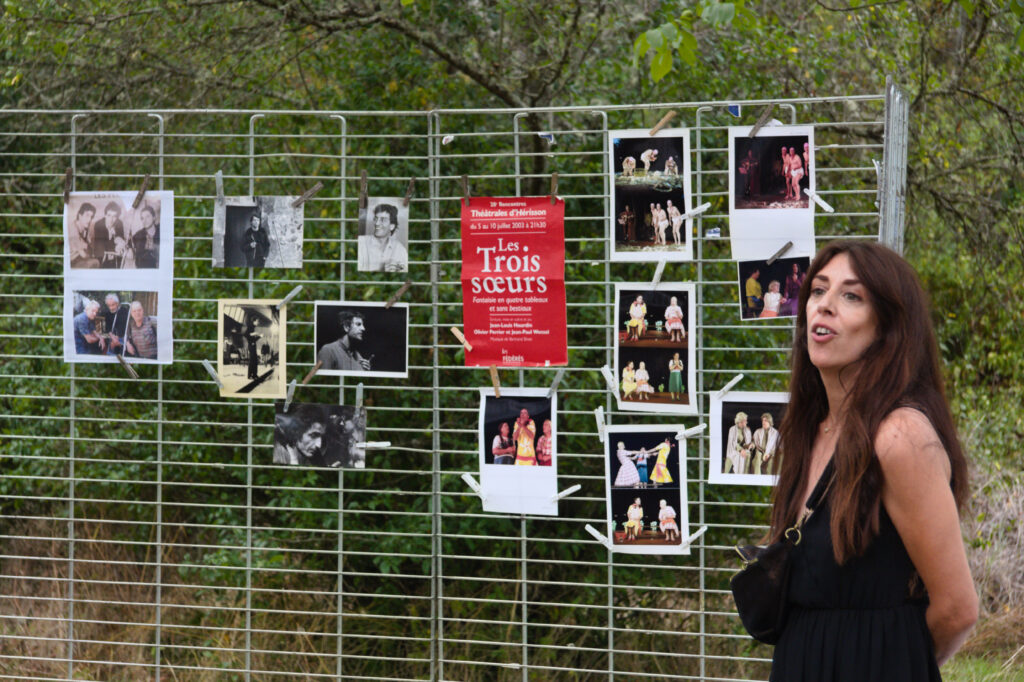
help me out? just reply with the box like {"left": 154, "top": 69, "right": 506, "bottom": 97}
{"left": 809, "top": 287, "right": 825, "bottom": 297}
{"left": 843, "top": 292, "right": 862, "bottom": 302}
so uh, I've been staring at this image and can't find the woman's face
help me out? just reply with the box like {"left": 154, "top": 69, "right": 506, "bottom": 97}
{"left": 673, "top": 352, "right": 680, "bottom": 360}
{"left": 639, "top": 361, "right": 646, "bottom": 370}
{"left": 500, "top": 422, "right": 509, "bottom": 437}
{"left": 297, "top": 422, "right": 324, "bottom": 459}
{"left": 543, "top": 421, "right": 552, "bottom": 436}
{"left": 806, "top": 253, "right": 878, "bottom": 374}
{"left": 670, "top": 296, "right": 677, "bottom": 305}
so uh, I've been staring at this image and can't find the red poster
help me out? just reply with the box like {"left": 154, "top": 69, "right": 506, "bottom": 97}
{"left": 461, "top": 197, "right": 567, "bottom": 367}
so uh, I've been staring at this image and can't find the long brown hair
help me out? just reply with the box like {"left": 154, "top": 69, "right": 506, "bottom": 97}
{"left": 770, "top": 241, "right": 968, "bottom": 564}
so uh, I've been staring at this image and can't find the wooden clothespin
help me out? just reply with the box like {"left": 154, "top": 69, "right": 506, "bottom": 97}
{"left": 748, "top": 104, "right": 776, "bottom": 138}
{"left": 63, "top": 168, "right": 73, "bottom": 204}
{"left": 385, "top": 280, "right": 412, "bottom": 309}
{"left": 549, "top": 172, "right": 559, "bottom": 205}
{"left": 116, "top": 354, "right": 139, "bottom": 380}
{"left": 359, "top": 170, "right": 368, "bottom": 210}
{"left": 546, "top": 368, "right": 566, "bottom": 399}
{"left": 291, "top": 181, "right": 323, "bottom": 208}
{"left": 132, "top": 173, "right": 152, "bottom": 209}
{"left": 766, "top": 241, "right": 793, "bottom": 266}
{"left": 649, "top": 110, "right": 678, "bottom": 136}
{"left": 403, "top": 178, "right": 415, "bottom": 207}
{"left": 302, "top": 361, "right": 323, "bottom": 385}
{"left": 450, "top": 327, "right": 472, "bottom": 352}
{"left": 489, "top": 366, "right": 501, "bottom": 398}
{"left": 461, "top": 175, "right": 470, "bottom": 207}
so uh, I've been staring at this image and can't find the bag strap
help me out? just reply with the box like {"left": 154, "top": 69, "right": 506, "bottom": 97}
{"left": 806, "top": 458, "right": 835, "bottom": 512}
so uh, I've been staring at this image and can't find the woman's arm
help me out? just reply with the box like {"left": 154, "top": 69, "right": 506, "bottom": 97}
{"left": 876, "top": 408, "right": 978, "bottom": 666}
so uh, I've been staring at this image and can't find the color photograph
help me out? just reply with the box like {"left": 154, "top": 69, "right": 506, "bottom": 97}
{"left": 709, "top": 390, "right": 787, "bottom": 486}
{"left": 737, "top": 256, "right": 811, "bottom": 320}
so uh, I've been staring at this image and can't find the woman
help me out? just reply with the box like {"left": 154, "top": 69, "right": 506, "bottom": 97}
{"left": 781, "top": 262, "right": 805, "bottom": 316}
{"left": 668, "top": 352, "right": 684, "bottom": 400}
{"left": 621, "top": 361, "right": 637, "bottom": 400}
{"left": 623, "top": 498, "right": 643, "bottom": 541}
{"left": 658, "top": 499, "right": 679, "bottom": 542}
{"left": 513, "top": 408, "right": 537, "bottom": 466}
{"left": 634, "top": 361, "right": 653, "bottom": 400}
{"left": 726, "top": 411, "right": 752, "bottom": 475}
{"left": 612, "top": 442, "right": 641, "bottom": 487}
{"left": 634, "top": 448, "right": 650, "bottom": 488}
{"left": 664, "top": 296, "right": 686, "bottom": 343}
{"left": 760, "top": 280, "right": 786, "bottom": 318}
{"left": 491, "top": 422, "right": 515, "bottom": 465}
{"left": 627, "top": 296, "right": 646, "bottom": 341}
{"left": 124, "top": 301, "right": 158, "bottom": 360}
{"left": 535, "top": 419, "right": 553, "bottom": 466}
{"left": 767, "top": 241, "right": 976, "bottom": 680}
{"left": 649, "top": 438, "right": 674, "bottom": 486}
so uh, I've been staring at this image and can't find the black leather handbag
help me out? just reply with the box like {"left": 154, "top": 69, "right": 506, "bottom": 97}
{"left": 730, "top": 461, "right": 834, "bottom": 644}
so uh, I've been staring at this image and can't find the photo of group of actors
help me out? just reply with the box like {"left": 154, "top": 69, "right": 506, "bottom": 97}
{"left": 66, "top": 195, "right": 163, "bottom": 270}
{"left": 709, "top": 391, "right": 787, "bottom": 486}
{"left": 212, "top": 196, "right": 304, "bottom": 268}
{"left": 613, "top": 283, "right": 697, "bottom": 415}
{"left": 733, "top": 134, "right": 812, "bottom": 210}
{"left": 273, "top": 402, "right": 368, "bottom": 468}
{"left": 609, "top": 129, "right": 693, "bottom": 262}
{"left": 70, "top": 291, "right": 159, "bottom": 360}
{"left": 357, "top": 198, "right": 410, "bottom": 273}
{"left": 604, "top": 426, "right": 690, "bottom": 554}
{"left": 314, "top": 301, "right": 409, "bottom": 379}
{"left": 481, "top": 393, "right": 554, "bottom": 466}
{"left": 217, "top": 300, "right": 286, "bottom": 398}
{"left": 738, "top": 256, "right": 810, "bottom": 320}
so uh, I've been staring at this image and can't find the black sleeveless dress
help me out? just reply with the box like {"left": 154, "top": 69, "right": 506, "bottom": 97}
{"left": 770, "top": 495, "right": 941, "bottom": 681}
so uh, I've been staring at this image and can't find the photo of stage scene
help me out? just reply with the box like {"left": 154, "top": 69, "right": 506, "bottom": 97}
{"left": 733, "top": 133, "right": 812, "bottom": 210}
{"left": 609, "top": 128, "right": 693, "bottom": 262}
{"left": 314, "top": 301, "right": 409, "bottom": 379}
{"left": 273, "top": 402, "right": 368, "bottom": 469}
{"left": 217, "top": 299, "right": 286, "bottom": 399}
{"left": 604, "top": 425, "right": 690, "bottom": 555}
{"left": 66, "top": 193, "right": 164, "bottom": 269}
{"left": 481, "top": 393, "right": 554, "bottom": 466}
{"left": 709, "top": 390, "right": 787, "bottom": 486}
{"left": 737, "top": 256, "right": 810, "bottom": 320}
{"left": 357, "top": 197, "right": 409, "bottom": 273}
{"left": 70, "top": 290, "right": 159, "bottom": 360}
{"left": 614, "top": 283, "right": 697, "bottom": 415}
{"left": 212, "top": 196, "right": 304, "bottom": 268}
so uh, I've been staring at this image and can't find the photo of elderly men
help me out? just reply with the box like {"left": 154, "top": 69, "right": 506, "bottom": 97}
{"left": 69, "top": 291, "right": 160, "bottom": 361}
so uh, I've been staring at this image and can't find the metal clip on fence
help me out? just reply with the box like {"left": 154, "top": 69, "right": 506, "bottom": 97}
{"left": 276, "top": 285, "right": 303, "bottom": 311}
{"left": 803, "top": 188, "right": 835, "bottom": 213}
{"left": 715, "top": 373, "right": 744, "bottom": 400}
{"left": 461, "top": 473, "right": 487, "bottom": 504}
{"left": 201, "top": 359, "right": 223, "bottom": 388}
{"left": 292, "top": 181, "right": 323, "bottom": 208}
{"left": 132, "top": 173, "right": 151, "bottom": 209}
{"left": 767, "top": 241, "right": 793, "bottom": 265}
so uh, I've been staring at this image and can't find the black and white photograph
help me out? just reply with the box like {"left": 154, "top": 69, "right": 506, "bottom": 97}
{"left": 273, "top": 402, "right": 368, "bottom": 469}
{"left": 613, "top": 282, "right": 698, "bottom": 415}
{"left": 477, "top": 388, "right": 559, "bottom": 516}
{"left": 608, "top": 128, "right": 693, "bottom": 262}
{"left": 603, "top": 425, "right": 691, "bottom": 555}
{"left": 217, "top": 299, "right": 287, "bottom": 398}
{"left": 357, "top": 197, "right": 409, "bottom": 273}
{"left": 727, "top": 125, "right": 816, "bottom": 261}
{"left": 68, "top": 290, "right": 164, "bottom": 362}
{"left": 738, "top": 256, "right": 811, "bottom": 320}
{"left": 314, "top": 301, "right": 409, "bottom": 379}
{"left": 709, "top": 390, "right": 787, "bottom": 486}
{"left": 64, "top": 191, "right": 172, "bottom": 270}
{"left": 212, "top": 196, "right": 304, "bottom": 268}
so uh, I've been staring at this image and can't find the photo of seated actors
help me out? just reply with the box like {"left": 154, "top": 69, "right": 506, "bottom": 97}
{"left": 217, "top": 300, "right": 286, "bottom": 398}
{"left": 610, "top": 128, "right": 692, "bottom": 260}
{"left": 481, "top": 393, "right": 554, "bottom": 467}
{"left": 273, "top": 402, "right": 368, "bottom": 468}
{"left": 66, "top": 196, "right": 162, "bottom": 269}
{"left": 709, "top": 390, "right": 786, "bottom": 486}
{"left": 71, "top": 291, "right": 159, "bottom": 360}
{"left": 357, "top": 197, "right": 409, "bottom": 273}
{"left": 605, "top": 427, "right": 687, "bottom": 551}
{"left": 733, "top": 133, "right": 812, "bottom": 210}
{"left": 614, "top": 283, "right": 697, "bottom": 414}
{"left": 314, "top": 301, "right": 409, "bottom": 379}
{"left": 738, "top": 255, "right": 810, "bottom": 320}
{"left": 213, "top": 196, "right": 304, "bottom": 268}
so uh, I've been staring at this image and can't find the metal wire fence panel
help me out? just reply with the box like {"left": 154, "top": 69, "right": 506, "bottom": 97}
{"left": 0, "top": 95, "right": 894, "bottom": 681}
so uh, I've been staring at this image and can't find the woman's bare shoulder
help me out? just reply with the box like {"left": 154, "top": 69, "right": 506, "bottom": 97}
{"left": 874, "top": 407, "right": 951, "bottom": 479}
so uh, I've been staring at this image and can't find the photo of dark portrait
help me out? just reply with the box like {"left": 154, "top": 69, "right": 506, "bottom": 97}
{"left": 709, "top": 391, "right": 787, "bottom": 485}
{"left": 213, "top": 196, "right": 304, "bottom": 268}
{"left": 314, "top": 301, "right": 409, "bottom": 379}
{"left": 273, "top": 402, "right": 368, "bottom": 469}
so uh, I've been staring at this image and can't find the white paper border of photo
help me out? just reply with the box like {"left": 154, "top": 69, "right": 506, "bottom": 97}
{"left": 313, "top": 300, "right": 410, "bottom": 379}
{"left": 708, "top": 390, "right": 786, "bottom": 486}
{"left": 603, "top": 424, "right": 691, "bottom": 555}
{"left": 477, "top": 387, "right": 559, "bottom": 516}
{"left": 612, "top": 282, "right": 698, "bottom": 415}
{"left": 216, "top": 298, "right": 288, "bottom": 399}
{"left": 727, "top": 125, "right": 815, "bottom": 261}
{"left": 608, "top": 128, "right": 693, "bottom": 263}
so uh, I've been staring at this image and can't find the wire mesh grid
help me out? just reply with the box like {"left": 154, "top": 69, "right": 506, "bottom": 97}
{"left": 0, "top": 96, "right": 896, "bottom": 681}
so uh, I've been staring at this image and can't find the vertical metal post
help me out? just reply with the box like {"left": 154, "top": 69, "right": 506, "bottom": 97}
{"left": 427, "top": 110, "right": 443, "bottom": 682}
{"left": 880, "top": 76, "right": 909, "bottom": 254}
{"left": 331, "top": 113, "right": 348, "bottom": 680}
{"left": 245, "top": 113, "right": 263, "bottom": 681}
{"left": 149, "top": 112, "right": 166, "bottom": 679}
